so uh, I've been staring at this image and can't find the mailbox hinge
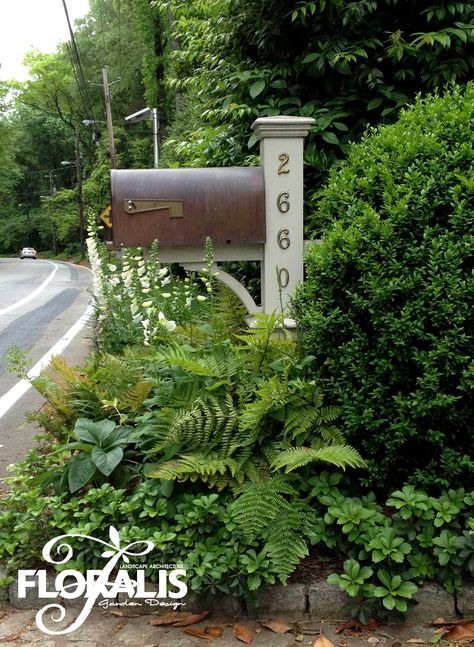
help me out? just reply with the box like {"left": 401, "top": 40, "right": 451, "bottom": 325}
{"left": 124, "top": 199, "right": 184, "bottom": 218}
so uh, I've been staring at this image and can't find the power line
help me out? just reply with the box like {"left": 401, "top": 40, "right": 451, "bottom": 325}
{"left": 66, "top": 42, "right": 90, "bottom": 121}
{"left": 61, "top": 0, "right": 95, "bottom": 124}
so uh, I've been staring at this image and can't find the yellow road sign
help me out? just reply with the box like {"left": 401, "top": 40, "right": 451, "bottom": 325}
{"left": 100, "top": 204, "right": 112, "bottom": 228}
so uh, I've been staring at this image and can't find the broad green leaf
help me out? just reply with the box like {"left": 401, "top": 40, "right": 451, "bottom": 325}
{"left": 68, "top": 455, "right": 96, "bottom": 493}
{"left": 102, "top": 427, "right": 134, "bottom": 449}
{"left": 249, "top": 80, "right": 265, "bottom": 99}
{"left": 367, "top": 98, "right": 383, "bottom": 110}
{"left": 247, "top": 133, "right": 258, "bottom": 149}
{"left": 397, "top": 582, "right": 418, "bottom": 598}
{"left": 382, "top": 595, "right": 396, "bottom": 610}
{"left": 75, "top": 418, "right": 116, "bottom": 445}
{"left": 270, "top": 79, "right": 287, "bottom": 89}
{"left": 91, "top": 446, "right": 123, "bottom": 476}
{"left": 160, "top": 479, "right": 175, "bottom": 498}
{"left": 377, "top": 569, "right": 391, "bottom": 589}
{"left": 321, "top": 131, "right": 339, "bottom": 145}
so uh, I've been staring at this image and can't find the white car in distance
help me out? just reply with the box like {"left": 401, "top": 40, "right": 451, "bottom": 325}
{"left": 20, "top": 247, "right": 37, "bottom": 259}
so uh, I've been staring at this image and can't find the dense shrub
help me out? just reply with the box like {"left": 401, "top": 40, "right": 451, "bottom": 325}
{"left": 292, "top": 84, "right": 474, "bottom": 493}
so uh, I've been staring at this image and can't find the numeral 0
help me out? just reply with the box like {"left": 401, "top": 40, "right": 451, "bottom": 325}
{"left": 278, "top": 267, "right": 290, "bottom": 288}
{"left": 277, "top": 191, "right": 290, "bottom": 213}
{"left": 277, "top": 228, "right": 290, "bottom": 250}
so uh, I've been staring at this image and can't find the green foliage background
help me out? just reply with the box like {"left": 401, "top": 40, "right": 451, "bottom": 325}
{"left": 1, "top": 0, "right": 474, "bottom": 252}
{"left": 292, "top": 84, "right": 474, "bottom": 493}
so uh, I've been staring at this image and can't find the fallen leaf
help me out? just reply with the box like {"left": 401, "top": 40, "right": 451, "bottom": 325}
{"left": 313, "top": 635, "right": 335, "bottom": 647}
{"left": 430, "top": 618, "right": 474, "bottom": 627}
{"left": 233, "top": 622, "right": 254, "bottom": 644}
{"left": 149, "top": 611, "right": 186, "bottom": 625}
{"left": 367, "top": 638, "right": 381, "bottom": 645}
{"left": 445, "top": 622, "right": 474, "bottom": 642}
{"left": 148, "top": 610, "right": 210, "bottom": 627}
{"left": 261, "top": 619, "right": 293, "bottom": 634}
{"left": 338, "top": 640, "right": 347, "bottom": 647}
{"left": 183, "top": 625, "right": 224, "bottom": 642}
{"left": 295, "top": 635, "right": 305, "bottom": 642}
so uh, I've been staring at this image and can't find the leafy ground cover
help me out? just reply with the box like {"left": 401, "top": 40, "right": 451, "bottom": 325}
{"left": 1, "top": 227, "right": 472, "bottom": 620}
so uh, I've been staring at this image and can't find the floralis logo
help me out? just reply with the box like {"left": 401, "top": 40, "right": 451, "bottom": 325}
{"left": 17, "top": 526, "right": 187, "bottom": 635}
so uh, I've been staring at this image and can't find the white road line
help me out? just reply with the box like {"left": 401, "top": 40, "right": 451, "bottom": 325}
{"left": 0, "top": 261, "right": 58, "bottom": 316}
{"left": 0, "top": 303, "right": 94, "bottom": 421}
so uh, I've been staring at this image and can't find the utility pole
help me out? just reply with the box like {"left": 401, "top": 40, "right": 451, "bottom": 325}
{"left": 102, "top": 66, "right": 117, "bottom": 168}
{"left": 47, "top": 171, "right": 57, "bottom": 255}
{"left": 75, "top": 126, "right": 86, "bottom": 259}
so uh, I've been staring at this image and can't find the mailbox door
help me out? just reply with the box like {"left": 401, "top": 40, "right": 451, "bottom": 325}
{"left": 110, "top": 167, "right": 265, "bottom": 248}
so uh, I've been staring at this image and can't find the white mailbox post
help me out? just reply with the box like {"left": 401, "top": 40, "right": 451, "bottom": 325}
{"left": 252, "top": 116, "right": 315, "bottom": 315}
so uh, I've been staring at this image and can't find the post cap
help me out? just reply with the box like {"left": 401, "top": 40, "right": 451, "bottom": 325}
{"left": 251, "top": 115, "right": 315, "bottom": 140}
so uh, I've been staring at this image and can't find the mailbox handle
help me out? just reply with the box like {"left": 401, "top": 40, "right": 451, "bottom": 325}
{"left": 125, "top": 199, "right": 184, "bottom": 218}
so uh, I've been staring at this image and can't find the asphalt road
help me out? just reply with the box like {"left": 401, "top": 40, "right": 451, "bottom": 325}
{"left": 0, "top": 257, "right": 92, "bottom": 482}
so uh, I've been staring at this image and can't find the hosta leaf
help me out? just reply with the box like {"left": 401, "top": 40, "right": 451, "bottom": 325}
{"left": 68, "top": 454, "right": 96, "bottom": 493}
{"left": 91, "top": 446, "right": 123, "bottom": 476}
{"left": 75, "top": 418, "right": 116, "bottom": 444}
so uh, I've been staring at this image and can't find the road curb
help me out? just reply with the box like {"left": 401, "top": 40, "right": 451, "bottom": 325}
{"left": 1, "top": 570, "right": 470, "bottom": 623}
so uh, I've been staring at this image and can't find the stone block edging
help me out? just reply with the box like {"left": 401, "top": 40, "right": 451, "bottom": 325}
{"left": 1, "top": 568, "right": 471, "bottom": 623}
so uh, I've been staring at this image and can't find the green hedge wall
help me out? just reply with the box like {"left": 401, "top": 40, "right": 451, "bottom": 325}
{"left": 293, "top": 84, "right": 474, "bottom": 493}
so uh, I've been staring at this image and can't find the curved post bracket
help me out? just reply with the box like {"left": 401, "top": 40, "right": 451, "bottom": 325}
{"left": 179, "top": 263, "right": 262, "bottom": 315}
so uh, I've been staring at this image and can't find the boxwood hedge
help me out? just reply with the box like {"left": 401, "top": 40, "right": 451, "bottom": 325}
{"left": 293, "top": 84, "right": 474, "bottom": 493}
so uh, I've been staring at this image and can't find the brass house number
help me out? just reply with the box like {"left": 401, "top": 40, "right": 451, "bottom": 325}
{"left": 278, "top": 152, "right": 290, "bottom": 175}
{"left": 277, "top": 153, "right": 290, "bottom": 290}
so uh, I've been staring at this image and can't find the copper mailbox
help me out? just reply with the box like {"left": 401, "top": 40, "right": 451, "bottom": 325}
{"left": 110, "top": 167, "right": 265, "bottom": 248}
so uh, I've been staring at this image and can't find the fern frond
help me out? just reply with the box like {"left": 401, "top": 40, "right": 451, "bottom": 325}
{"left": 319, "top": 424, "right": 346, "bottom": 445}
{"left": 146, "top": 453, "right": 237, "bottom": 482}
{"left": 155, "top": 345, "right": 238, "bottom": 380}
{"left": 270, "top": 445, "right": 366, "bottom": 473}
{"left": 234, "top": 312, "right": 283, "bottom": 347}
{"left": 49, "top": 356, "right": 82, "bottom": 384}
{"left": 265, "top": 509, "right": 309, "bottom": 582}
{"left": 230, "top": 476, "right": 297, "bottom": 539}
{"left": 214, "top": 283, "right": 247, "bottom": 334}
{"left": 235, "top": 452, "right": 271, "bottom": 484}
{"left": 284, "top": 406, "right": 324, "bottom": 439}
{"left": 239, "top": 375, "right": 289, "bottom": 431}
{"left": 319, "top": 405, "right": 340, "bottom": 423}
{"left": 117, "top": 380, "right": 153, "bottom": 412}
